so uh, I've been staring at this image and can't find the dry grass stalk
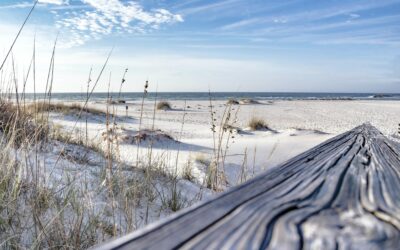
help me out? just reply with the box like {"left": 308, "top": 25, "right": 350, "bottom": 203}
{"left": 207, "top": 94, "right": 240, "bottom": 191}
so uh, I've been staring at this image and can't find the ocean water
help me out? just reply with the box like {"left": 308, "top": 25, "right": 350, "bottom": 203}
{"left": 21, "top": 92, "right": 400, "bottom": 102}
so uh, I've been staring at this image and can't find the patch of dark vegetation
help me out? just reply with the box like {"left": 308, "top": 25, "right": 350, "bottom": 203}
{"left": 248, "top": 117, "right": 269, "bottom": 131}
{"left": 240, "top": 98, "right": 261, "bottom": 104}
{"left": 0, "top": 100, "right": 49, "bottom": 145}
{"left": 227, "top": 99, "right": 239, "bottom": 105}
{"left": 156, "top": 101, "right": 172, "bottom": 110}
{"left": 27, "top": 102, "right": 106, "bottom": 116}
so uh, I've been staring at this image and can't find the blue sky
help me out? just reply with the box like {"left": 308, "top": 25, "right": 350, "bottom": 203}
{"left": 0, "top": 0, "right": 400, "bottom": 93}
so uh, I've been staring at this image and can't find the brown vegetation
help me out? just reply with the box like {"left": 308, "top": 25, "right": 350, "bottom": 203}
{"left": 27, "top": 102, "right": 106, "bottom": 116}
{"left": 156, "top": 101, "right": 172, "bottom": 110}
{"left": 248, "top": 117, "right": 269, "bottom": 131}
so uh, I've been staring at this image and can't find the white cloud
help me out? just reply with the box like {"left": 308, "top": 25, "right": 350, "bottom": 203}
{"left": 53, "top": 0, "right": 183, "bottom": 47}
{"left": 0, "top": 2, "right": 34, "bottom": 9}
{"left": 39, "top": 0, "right": 69, "bottom": 5}
{"left": 349, "top": 13, "right": 360, "bottom": 19}
{"left": 221, "top": 18, "right": 262, "bottom": 30}
{"left": 80, "top": 0, "right": 183, "bottom": 27}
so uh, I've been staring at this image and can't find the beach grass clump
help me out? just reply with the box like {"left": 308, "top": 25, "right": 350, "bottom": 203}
{"left": 248, "top": 117, "right": 269, "bottom": 131}
{"left": 227, "top": 99, "right": 239, "bottom": 105}
{"left": 205, "top": 160, "right": 219, "bottom": 190}
{"left": 240, "top": 98, "right": 261, "bottom": 105}
{"left": 156, "top": 101, "right": 172, "bottom": 111}
{"left": 0, "top": 100, "right": 49, "bottom": 145}
{"left": 194, "top": 153, "right": 210, "bottom": 166}
{"left": 182, "top": 161, "right": 195, "bottom": 182}
{"left": 27, "top": 102, "right": 106, "bottom": 116}
{"left": 161, "top": 186, "right": 186, "bottom": 212}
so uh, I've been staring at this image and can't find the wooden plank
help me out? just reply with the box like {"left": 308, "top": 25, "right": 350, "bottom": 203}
{"left": 95, "top": 123, "right": 400, "bottom": 250}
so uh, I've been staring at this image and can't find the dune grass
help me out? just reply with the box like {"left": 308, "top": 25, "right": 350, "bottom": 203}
{"left": 227, "top": 99, "right": 239, "bottom": 105}
{"left": 0, "top": 85, "right": 253, "bottom": 249}
{"left": 248, "top": 117, "right": 269, "bottom": 131}
{"left": 156, "top": 101, "right": 172, "bottom": 110}
{"left": 0, "top": 100, "right": 49, "bottom": 145}
{"left": 27, "top": 102, "right": 106, "bottom": 116}
{"left": 240, "top": 98, "right": 261, "bottom": 104}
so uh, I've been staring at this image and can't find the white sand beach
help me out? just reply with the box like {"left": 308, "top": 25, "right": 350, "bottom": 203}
{"left": 39, "top": 98, "right": 398, "bottom": 226}
{"left": 58, "top": 99, "right": 399, "bottom": 172}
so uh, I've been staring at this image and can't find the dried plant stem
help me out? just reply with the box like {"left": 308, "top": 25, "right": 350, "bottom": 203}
{"left": 0, "top": 0, "right": 38, "bottom": 71}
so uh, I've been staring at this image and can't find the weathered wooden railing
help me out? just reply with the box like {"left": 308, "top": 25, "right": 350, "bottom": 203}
{"left": 95, "top": 124, "right": 400, "bottom": 249}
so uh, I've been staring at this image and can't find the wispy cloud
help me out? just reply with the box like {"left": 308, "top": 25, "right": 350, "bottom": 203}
{"left": 0, "top": 0, "right": 182, "bottom": 47}
{"left": 53, "top": 0, "right": 183, "bottom": 47}
{"left": 217, "top": 0, "right": 400, "bottom": 45}
{"left": 179, "top": 0, "right": 241, "bottom": 15}
{"left": 0, "top": 2, "right": 33, "bottom": 9}
{"left": 222, "top": 0, "right": 400, "bottom": 31}
{"left": 221, "top": 17, "right": 263, "bottom": 31}
{"left": 39, "top": 0, "right": 69, "bottom": 5}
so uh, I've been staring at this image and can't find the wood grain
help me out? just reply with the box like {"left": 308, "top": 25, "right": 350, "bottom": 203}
{"left": 95, "top": 124, "right": 400, "bottom": 250}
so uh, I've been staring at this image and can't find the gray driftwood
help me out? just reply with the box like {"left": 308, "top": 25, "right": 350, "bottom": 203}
{"left": 96, "top": 124, "right": 400, "bottom": 250}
